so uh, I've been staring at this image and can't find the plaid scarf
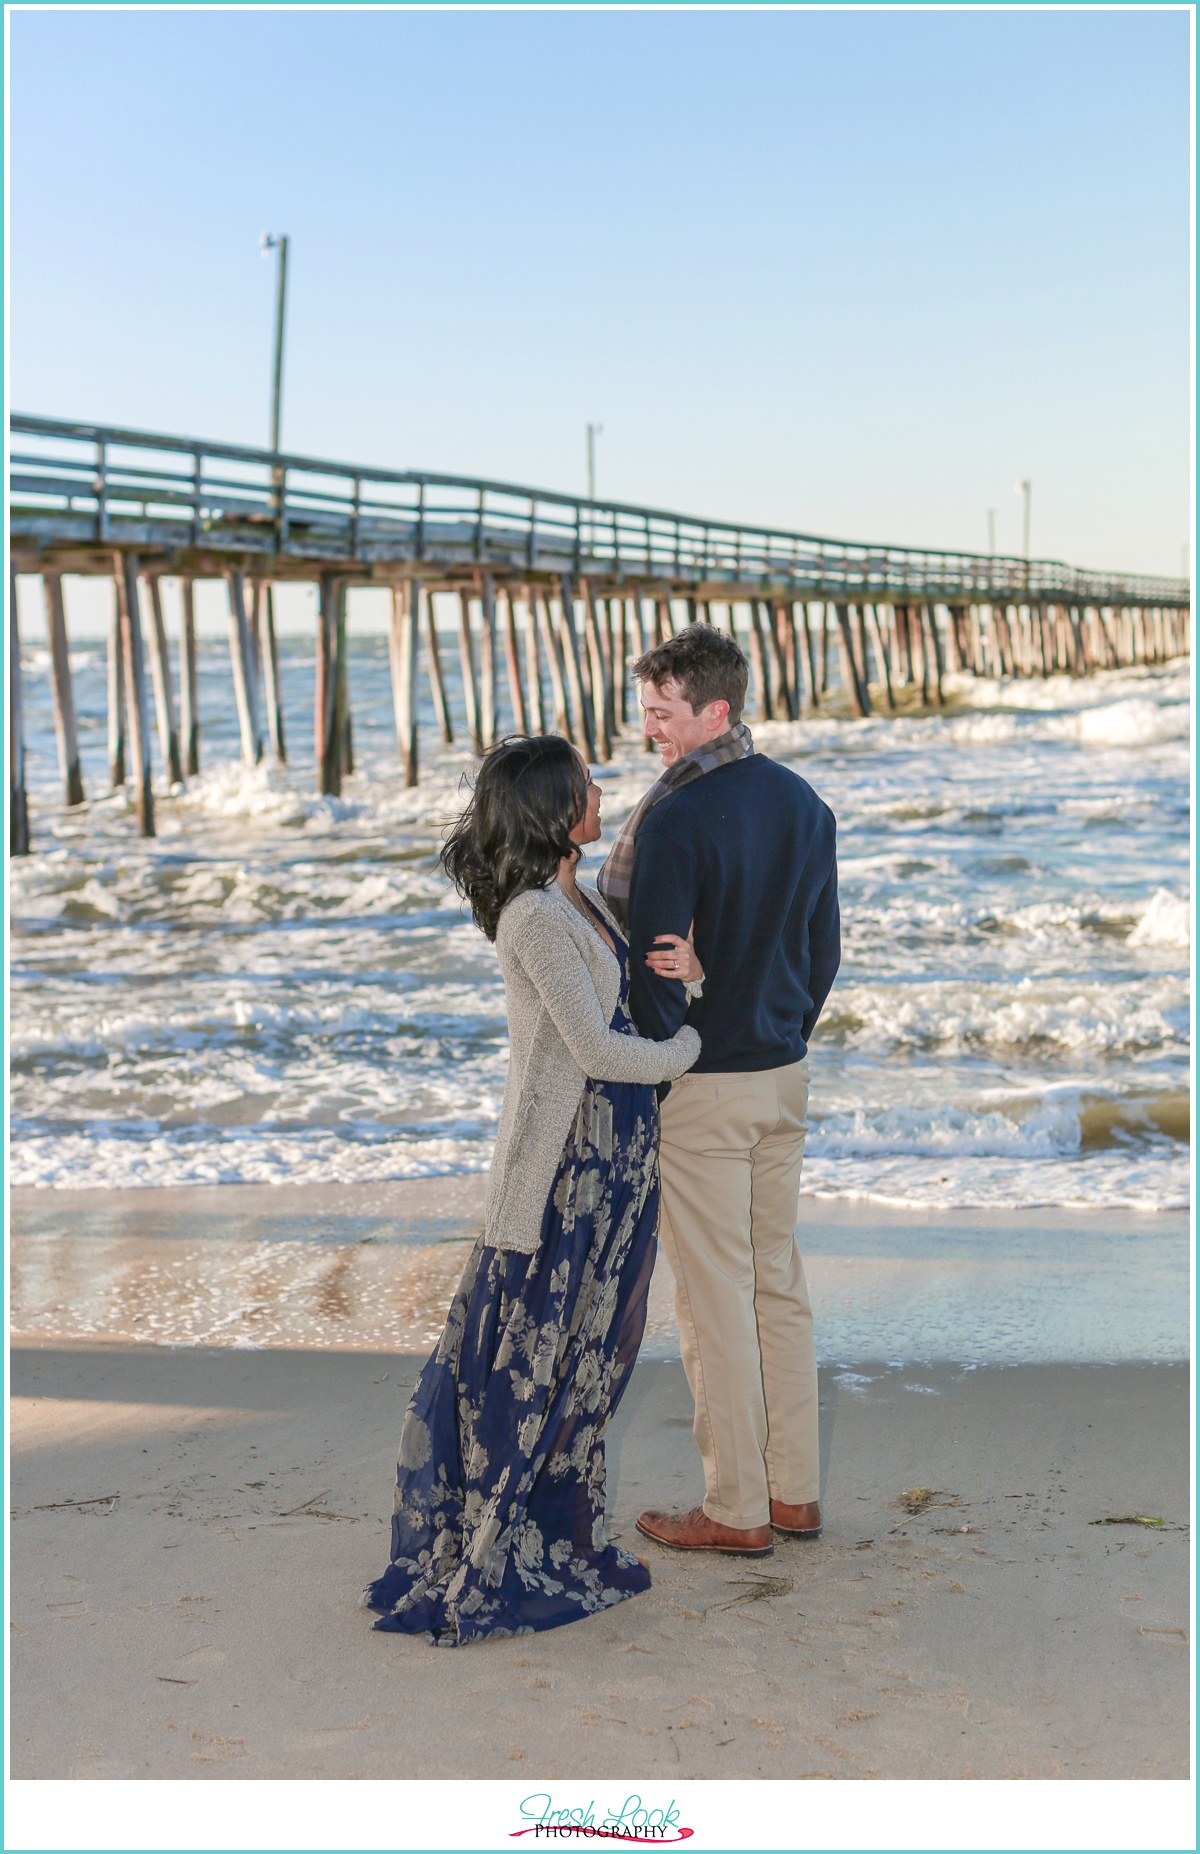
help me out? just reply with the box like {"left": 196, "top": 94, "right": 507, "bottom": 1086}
{"left": 596, "top": 723, "right": 755, "bottom": 929}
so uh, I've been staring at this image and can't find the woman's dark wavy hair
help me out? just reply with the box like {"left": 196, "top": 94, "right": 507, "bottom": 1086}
{"left": 441, "top": 735, "right": 587, "bottom": 941}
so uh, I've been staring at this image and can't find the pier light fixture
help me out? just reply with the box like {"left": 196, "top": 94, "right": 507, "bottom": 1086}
{"left": 586, "top": 423, "right": 603, "bottom": 504}
{"left": 1015, "top": 479, "right": 1032, "bottom": 561}
{"left": 260, "top": 232, "right": 290, "bottom": 454}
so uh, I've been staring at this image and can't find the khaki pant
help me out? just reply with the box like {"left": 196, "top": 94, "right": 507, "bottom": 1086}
{"left": 657, "top": 1057, "right": 818, "bottom": 1529}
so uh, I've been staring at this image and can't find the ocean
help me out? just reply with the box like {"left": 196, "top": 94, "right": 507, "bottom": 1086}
{"left": 9, "top": 619, "right": 1191, "bottom": 1214}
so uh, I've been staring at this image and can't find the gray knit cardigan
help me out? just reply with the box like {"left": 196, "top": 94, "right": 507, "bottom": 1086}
{"left": 483, "top": 883, "right": 701, "bottom": 1253}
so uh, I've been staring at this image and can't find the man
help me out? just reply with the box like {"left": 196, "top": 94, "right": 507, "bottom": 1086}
{"left": 597, "top": 623, "right": 839, "bottom": 1557}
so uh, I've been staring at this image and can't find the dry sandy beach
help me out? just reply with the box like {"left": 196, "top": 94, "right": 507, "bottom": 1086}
{"left": 9, "top": 1183, "right": 1191, "bottom": 1782}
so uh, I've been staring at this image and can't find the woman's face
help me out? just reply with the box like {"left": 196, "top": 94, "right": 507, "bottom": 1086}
{"left": 568, "top": 755, "right": 602, "bottom": 846}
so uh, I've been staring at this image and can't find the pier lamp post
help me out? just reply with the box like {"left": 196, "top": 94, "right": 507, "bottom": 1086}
{"left": 987, "top": 509, "right": 996, "bottom": 556}
{"left": 260, "top": 232, "right": 289, "bottom": 453}
{"left": 1015, "top": 479, "right": 1031, "bottom": 560}
{"left": 586, "top": 423, "right": 603, "bottom": 503}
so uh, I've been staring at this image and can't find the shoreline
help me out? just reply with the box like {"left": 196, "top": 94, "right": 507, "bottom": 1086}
{"left": 12, "top": 1183, "right": 1190, "bottom": 1366}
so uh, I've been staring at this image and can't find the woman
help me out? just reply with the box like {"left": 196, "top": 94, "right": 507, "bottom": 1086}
{"left": 363, "top": 736, "right": 703, "bottom": 1645}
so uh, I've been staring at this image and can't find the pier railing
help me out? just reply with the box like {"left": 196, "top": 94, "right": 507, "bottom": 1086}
{"left": 8, "top": 412, "right": 1191, "bottom": 853}
{"left": 9, "top": 414, "right": 1189, "bottom": 608}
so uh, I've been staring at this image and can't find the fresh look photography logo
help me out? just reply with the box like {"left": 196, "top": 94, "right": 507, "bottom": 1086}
{"left": 511, "top": 1793, "right": 693, "bottom": 1843}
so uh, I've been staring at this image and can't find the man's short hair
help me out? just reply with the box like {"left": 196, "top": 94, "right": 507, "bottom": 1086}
{"left": 633, "top": 622, "right": 749, "bottom": 724}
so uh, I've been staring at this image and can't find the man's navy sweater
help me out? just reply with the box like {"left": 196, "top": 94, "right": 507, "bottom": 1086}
{"left": 626, "top": 753, "right": 840, "bottom": 1072}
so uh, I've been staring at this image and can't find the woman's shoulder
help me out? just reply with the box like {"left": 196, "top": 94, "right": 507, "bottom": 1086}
{"left": 495, "top": 883, "right": 566, "bottom": 944}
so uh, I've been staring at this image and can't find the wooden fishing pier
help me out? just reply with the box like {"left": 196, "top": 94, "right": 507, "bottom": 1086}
{"left": 9, "top": 413, "right": 1191, "bottom": 848}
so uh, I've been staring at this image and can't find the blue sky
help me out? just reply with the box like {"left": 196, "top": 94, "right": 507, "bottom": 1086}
{"left": 9, "top": 6, "right": 1192, "bottom": 576}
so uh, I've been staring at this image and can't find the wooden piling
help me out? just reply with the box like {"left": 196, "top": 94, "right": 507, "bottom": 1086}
{"left": 42, "top": 570, "right": 85, "bottom": 805}
{"left": 520, "top": 588, "right": 544, "bottom": 734}
{"left": 557, "top": 576, "right": 597, "bottom": 761}
{"left": 389, "top": 578, "right": 420, "bottom": 786}
{"left": 145, "top": 575, "right": 184, "bottom": 786}
{"left": 316, "top": 571, "right": 341, "bottom": 795}
{"left": 893, "top": 604, "right": 912, "bottom": 686}
{"left": 107, "top": 579, "right": 127, "bottom": 788}
{"left": 802, "top": 604, "right": 821, "bottom": 708}
{"left": 863, "top": 602, "right": 895, "bottom": 710}
{"left": 627, "top": 594, "right": 646, "bottom": 662}
{"left": 1067, "top": 606, "right": 1086, "bottom": 675}
{"left": 851, "top": 607, "right": 874, "bottom": 707}
{"left": 114, "top": 553, "right": 155, "bottom": 836}
{"left": 997, "top": 604, "right": 1017, "bottom": 678}
{"left": 787, "top": 603, "right": 806, "bottom": 714}
{"left": 9, "top": 568, "right": 30, "bottom": 854}
{"left": 916, "top": 608, "right": 934, "bottom": 700}
{"left": 1034, "top": 602, "right": 1050, "bottom": 676}
{"left": 480, "top": 574, "right": 499, "bottom": 748}
{"left": 226, "top": 569, "right": 264, "bottom": 767}
{"left": 821, "top": 604, "right": 835, "bottom": 695}
{"left": 626, "top": 596, "right": 654, "bottom": 750}
{"left": 424, "top": 592, "right": 453, "bottom": 744}
{"left": 534, "top": 586, "right": 571, "bottom": 741}
{"left": 581, "top": 579, "right": 612, "bottom": 760}
{"left": 601, "top": 595, "right": 617, "bottom": 720}
{"left": 769, "top": 602, "right": 797, "bottom": 720}
{"left": 258, "top": 584, "right": 286, "bottom": 761}
{"left": 1116, "top": 606, "right": 1131, "bottom": 666}
{"left": 179, "top": 579, "right": 200, "bottom": 774}
{"left": 247, "top": 580, "right": 264, "bottom": 695}
{"left": 966, "top": 605, "right": 983, "bottom": 676}
{"left": 336, "top": 581, "right": 352, "bottom": 775}
{"left": 598, "top": 596, "right": 617, "bottom": 726}
{"left": 835, "top": 604, "right": 870, "bottom": 716}
{"left": 576, "top": 598, "right": 595, "bottom": 709}
{"left": 500, "top": 584, "right": 528, "bottom": 735}
{"left": 457, "top": 590, "right": 483, "bottom": 753}
{"left": 958, "top": 605, "right": 976, "bottom": 676}
{"left": 746, "top": 601, "right": 772, "bottom": 720}
{"left": 654, "top": 597, "right": 671, "bottom": 648}
{"left": 615, "top": 598, "right": 628, "bottom": 725}
{"left": 923, "top": 603, "right": 945, "bottom": 705}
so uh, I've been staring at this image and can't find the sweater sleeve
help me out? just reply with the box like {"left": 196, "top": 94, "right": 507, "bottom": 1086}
{"left": 626, "top": 823, "right": 697, "bottom": 1043}
{"left": 508, "top": 912, "right": 701, "bottom": 1084}
{"left": 801, "top": 835, "right": 841, "bottom": 1044}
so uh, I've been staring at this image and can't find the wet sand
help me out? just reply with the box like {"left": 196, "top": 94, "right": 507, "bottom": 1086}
{"left": 10, "top": 1183, "right": 1190, "bottom": 1363}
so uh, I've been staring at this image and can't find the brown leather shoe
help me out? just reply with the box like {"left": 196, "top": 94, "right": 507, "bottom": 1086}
{"left": 770, "top": 1498, "right": 822, "bottom": 1538}
{"left": 636, "top": 1504, "right": 773, "bottom": 1557}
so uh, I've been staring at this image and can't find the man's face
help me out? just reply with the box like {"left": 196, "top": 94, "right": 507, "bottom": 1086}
{"left": 640, "top": 679, "right": 731, "bottom": 767}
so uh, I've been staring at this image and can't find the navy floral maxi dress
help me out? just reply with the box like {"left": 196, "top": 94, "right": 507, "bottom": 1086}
{"left": 363, "top": 906, "right": 658, "bottom": 1645}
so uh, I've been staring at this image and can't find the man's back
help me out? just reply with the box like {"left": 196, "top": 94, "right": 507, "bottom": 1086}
{"left": 626, "top": 753, "right": 840, "bottom": 1071}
